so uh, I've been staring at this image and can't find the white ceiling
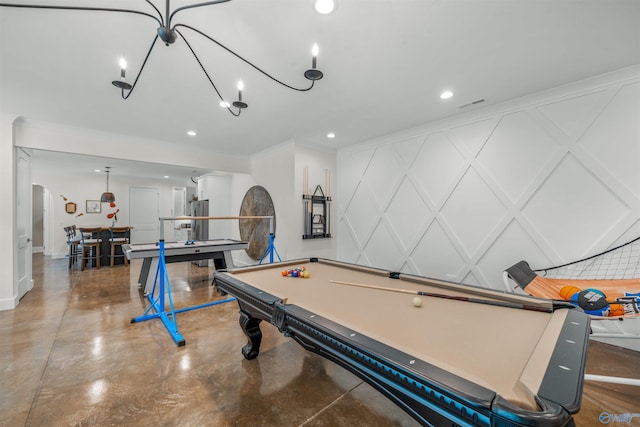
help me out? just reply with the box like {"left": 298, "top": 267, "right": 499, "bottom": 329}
{"left": 2, "top": 0, "right": 640, "bottom": 176}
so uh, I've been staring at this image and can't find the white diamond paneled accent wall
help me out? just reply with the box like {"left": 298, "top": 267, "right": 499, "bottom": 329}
{"left": 340, "top": 147, "right": 375, "bottom": 206}
{"left": 578, "top": 82, "right": 640, "bottom": 198}
{"left": 337, "top": 69, "right": 640, "bottom": 289}
{"left": 476, "top": 220, "right": 555, "bottom": 291}
{"left": 364, "top": 221, "right": 404, "bottom": 271}
{"left": 410, "top": 220, "right": 466, "bottom": 281}
{"left": 450, "top": 118, "right": 499, "bottom": 157}
{"left": 385, "top": 177, "right": 431, "bottom": 250}
{"left": 537, "top": 90, "right": 609, "bottom": 138}
{"left": 522, "top": 154, "right": 629, "bottom": 260}
{"left": 393, "top": 136, "right": 425, "bottom": 166}
{"left": 342, "top": 182, "right": 380, "bottom": 247}
{"left": 410, "top": 132, "right": 466, "bottom": 207}
{"left": 440, "top": 168, "right": 507, "bottom": 258}
{"left": 362, "top": 145, "right": 404, "bottom": 208}
{"left": 476, "top": 111, "right": 560, "bottom": 203}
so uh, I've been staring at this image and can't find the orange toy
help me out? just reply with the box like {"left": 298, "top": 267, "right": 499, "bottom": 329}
{"left": 559, "top": 285, "right": 582, "bottom": 301}
{"left": 608, "top": 304, "right": 625, "bottom": 317}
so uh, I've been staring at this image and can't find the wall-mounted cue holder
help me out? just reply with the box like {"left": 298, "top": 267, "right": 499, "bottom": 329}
{"left": 302, "top": 167, "right": 332, "bottom": 239}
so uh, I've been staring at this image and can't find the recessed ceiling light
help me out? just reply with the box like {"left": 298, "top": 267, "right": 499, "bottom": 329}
{"left": 327, "top": 132, "right": 336, "bottom": 139}
{"left": 314, "top": 0, "right": 335, "bottom": 14}
{"left": 219, "top": 101, "right": 230, "bottom": 108}
{"left": 164, "top": 175, "right": 169, "bottom": 179}
{"left": 440, "top": 90, "right": 453, "bottom": 100}
{"left": 187, "top": 130, "right": 197, "bottom": 136}
{"left": 95, "top": 169, "right": 101, "bottom": 173}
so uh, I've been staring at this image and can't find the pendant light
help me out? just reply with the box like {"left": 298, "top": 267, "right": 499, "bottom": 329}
{"left": 100, "top": 166, "right": 115, "bottom": 203}
{"left": 0, "top": 1, "right": 324, "bottom": 118}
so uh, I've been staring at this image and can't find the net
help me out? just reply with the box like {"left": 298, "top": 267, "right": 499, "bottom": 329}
{"left": 534, "top": 236, "right": 640, "bottom": 280}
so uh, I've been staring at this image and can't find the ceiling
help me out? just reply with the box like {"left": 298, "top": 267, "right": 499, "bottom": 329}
{"left": 2, "top": 0, "right": 640, "bottom": 176}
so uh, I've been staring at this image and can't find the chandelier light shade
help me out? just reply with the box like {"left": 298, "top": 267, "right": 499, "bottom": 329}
{"left": 100, "top": 167, "right": 115, "bottom": 204}
{"left": 0, "top": 0, "right": 325, "bottom": 117}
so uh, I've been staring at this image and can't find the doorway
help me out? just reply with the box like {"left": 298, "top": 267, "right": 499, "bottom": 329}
{"left": 32, "top": 184, "right": 44, "bottom": 253}
{"left": 16, "top": 148, "right": 33, "bottom": 300}
{"left": 129, "top": 186, "right": 160, "bottom": 244}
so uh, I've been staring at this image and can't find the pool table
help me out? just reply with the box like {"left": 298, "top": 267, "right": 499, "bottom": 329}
{"left": 124, "top": 239, "right": 248, "bottom": 294}
{"left": 213, "top": 258, "right": 590, "bottom": 427}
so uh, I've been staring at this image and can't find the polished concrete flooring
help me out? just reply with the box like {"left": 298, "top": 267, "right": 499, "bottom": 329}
{"left": 1, "top": 254, "right": 639, "bottom": 426}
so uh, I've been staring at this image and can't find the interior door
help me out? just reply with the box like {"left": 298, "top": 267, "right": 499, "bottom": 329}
{"left": 16, "top": 147, "right": 33, "bottom": 300}
{"left": 129, "top": 187, "right": 160, "bottom": 244}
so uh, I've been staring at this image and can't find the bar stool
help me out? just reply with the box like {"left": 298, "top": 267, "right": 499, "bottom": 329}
{"left": 79, "top": 227, "right": 102, "bottom": 271}
{"left": 108, "top": 227, "right": 130, "bottom": 267}
{"left": 64, "top": 225, "right": 81, "bottom": 269}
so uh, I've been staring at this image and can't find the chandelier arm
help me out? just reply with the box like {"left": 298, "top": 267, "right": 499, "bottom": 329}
{"left": 175, "top": 29, "right": 241, "bottom": 116}
{"left": 168, "top": 0, "right": 231, "bottom": 27}
{"left": 144, "top": 0, "right": 164, "bottom": 26}
{"left": 0, "top": 3, "right": 163, "bottom": 26}
{"left": 121, "top": 35, "right": 160, "bottom": 100}
{"left": 174, "top": 24, "right": 316, "bottom": 92}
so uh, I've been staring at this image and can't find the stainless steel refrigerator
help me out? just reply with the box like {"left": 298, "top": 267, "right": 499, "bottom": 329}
{"left": 190, "top": 199, "right": 209, "bottom": 266}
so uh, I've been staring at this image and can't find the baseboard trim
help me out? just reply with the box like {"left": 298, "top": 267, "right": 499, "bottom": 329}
{"left": 0, "top": 296, "right": 18, "bottom": 311}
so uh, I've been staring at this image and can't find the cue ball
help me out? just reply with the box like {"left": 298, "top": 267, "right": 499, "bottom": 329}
{"left": 412, "top": 297, "right": 422, "bottom": 307}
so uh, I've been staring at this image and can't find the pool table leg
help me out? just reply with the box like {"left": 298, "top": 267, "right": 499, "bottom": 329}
{"left": 239, "top": 310, "right": 262, "bottom": 360}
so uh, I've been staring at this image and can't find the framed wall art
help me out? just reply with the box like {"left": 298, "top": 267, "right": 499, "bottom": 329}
{"left": 86, "top": 200, "right": 101, "bottom": 214}
{"left": 65, "top": 202, "right": 77, "bottom": 214}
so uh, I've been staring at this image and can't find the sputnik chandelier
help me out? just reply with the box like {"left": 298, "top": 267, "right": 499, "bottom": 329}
{"left": 0, "top": 0, "right": 324, "bottom": 116}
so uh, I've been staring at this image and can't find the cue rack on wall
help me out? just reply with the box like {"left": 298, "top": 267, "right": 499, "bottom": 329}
{"left": 302, "top": 166, "right": 331, "bottom": 239}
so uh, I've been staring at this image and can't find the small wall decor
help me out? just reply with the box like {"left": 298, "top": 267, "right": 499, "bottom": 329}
{"left": 65, "top": 201, "right": 77, "bottom": 214}
{"left": 86, "top": 200, "right": 101, "bottom": 213}
{"left": 302, "top": 167, "right": 332, "bottom": 239}
{"left": 107, "top": 208, "right": 120, "bottom": 222}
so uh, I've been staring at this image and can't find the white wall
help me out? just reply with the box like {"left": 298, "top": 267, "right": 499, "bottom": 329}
{"left": 245, "top": 141, "right": 338, "bottom": 263}
{"left": 248, "top": 141, "right": 297, "bottom": 262}
{"left": 14, "top": 119, "right": 251, "bottom": 174}
{"left": 228, "top": 172, "right": 257, "bottom": 267}
{"left": 197, "top": 173, "right": 232, "bottom": 239}
{"left": 0, "top": 114, "right": 19, "bottom": 310}
{"left": 294, "top": 144, "right": 337, "bottom": 259}
{"left": 219, "top": 141, "right": 338, "bottom": 267}
{"left": 337, "top": 66, "right": 640, "bottom": 290}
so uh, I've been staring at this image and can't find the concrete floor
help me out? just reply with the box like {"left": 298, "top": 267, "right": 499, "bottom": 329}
{"left": 1, "top": 254, "right": 639, "bottom": 426}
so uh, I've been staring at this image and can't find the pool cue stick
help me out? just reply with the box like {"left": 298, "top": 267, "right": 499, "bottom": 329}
{"left": 329, "top": 280, "right": 553, "bottom": 313}
{"left": 172, "top": 215, "right": 272, "bottom": 221}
